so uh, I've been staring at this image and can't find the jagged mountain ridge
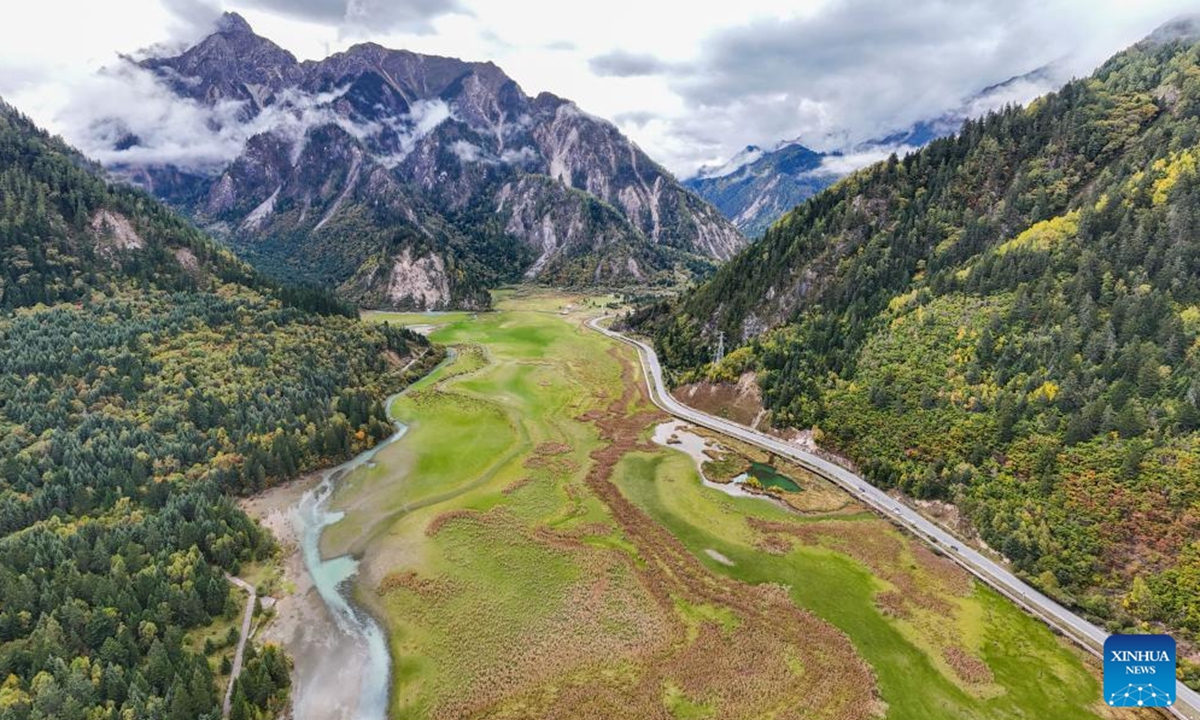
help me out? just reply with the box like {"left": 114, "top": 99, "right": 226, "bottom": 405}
{"left": 684, "top": 142, "right": 835, "bottom": 238}
{"left": 111, "top": 13, "right": 745, "bottom": 309}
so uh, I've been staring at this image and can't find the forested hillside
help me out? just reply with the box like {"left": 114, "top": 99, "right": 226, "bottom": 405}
{"left": 636, "top": 28, "right": 1200, "bottom": 681}
{"left": 0, "top": 102, "right": 441, "bottom": 719}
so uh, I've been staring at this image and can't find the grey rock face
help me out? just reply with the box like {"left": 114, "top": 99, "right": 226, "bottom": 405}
{"left": 141, "top": 13, "right": 304, "bottom": 117}
{"left": 685, "top": 143, "right": 836, "bottom": 239}
{"left": 110, "top": 13, "right": 744, "bottom": 308}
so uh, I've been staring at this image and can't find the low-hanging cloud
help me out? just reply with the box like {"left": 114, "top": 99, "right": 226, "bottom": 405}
{"left": 449, "top": 139, "right": 483, "bottom": 162}
{"left": 666, "top": 0, "right": 1059, "bottom": 159}
{"left": 160, "top": 0, "right": 224, "bottom": 44}
{"left": 57, "top": 58, "right": 453, "bottom": 175}
{"left": 499, "top": 145, "right": 537, "bottom": 165}
{"left": 377, "top": 98, "right": 453, "bottom": 166}
{"left": 61, "top": 61, "right": 251, "bottom": 172}
{"left": 613, "top": 110, "right": 656, "bottom": 127}
{"left": 10, "top": 0, "right": 1196, "bottom": 181}
{"left": 814, "top": 143, "right": 922, "bottom": 176}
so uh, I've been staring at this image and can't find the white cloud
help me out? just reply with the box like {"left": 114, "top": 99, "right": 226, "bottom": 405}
{"left": 377, "top": 99, "right": 453, "bottom": 167}
{"left": 651, "top": 0, "right": 1200, "bottom": 174}
{"left": 450, "top": 139, "right": 483, "bottom": 163}
{"left": 589, "top": 50, "right": 672, "bottom": 78}
{"left": 53, "top": 58, "right": 407, "bottom": 174}
{"left": 1, "top": 0, "right": 1196, "bottom": 178}
{"left": 500, "top": 146, "right": 537, "bottom": 164}
{"left": 60, "top": 61, "right": 251, "bottom": 172}
{"left": 236, "top": 0, "right": 468, "bottom": 35}
{"left": 408, "top": 99, "right": 452, "bottom": 138}
{"left": 814, "top": 144, "right": 921, "bottom": 176}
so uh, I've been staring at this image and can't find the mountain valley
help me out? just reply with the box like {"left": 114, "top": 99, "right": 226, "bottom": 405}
{"left": 3, "top": 7, "right": 1200, "bottom": 720}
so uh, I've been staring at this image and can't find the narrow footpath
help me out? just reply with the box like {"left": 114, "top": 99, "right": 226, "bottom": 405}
{"left": 222, "top": 575, "right": 258, "bottom": 719}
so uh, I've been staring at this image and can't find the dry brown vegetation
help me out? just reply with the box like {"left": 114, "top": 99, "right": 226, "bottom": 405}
{"left": 521, "top": 439, "right": 580, "bottom": 476}
{"left": 517, "top": 346, "right": 884, "bottom": 720}
{"left": 943, "top": 646, "right": 993, "bottom": 685}
{"left": 389, "top": 504, "right": 674, "bottom": 719}
{"left": 378, "top": 570, "right": 462, "bottom": 600}
{"left": 535, "top": 442, "right": 573, "bottom": 455}
{"left": 387, "top": 346, "right": 883, "bottom": 720}
{"left": 424, "top": 509, "right": 477, "bottom": 537}
{"left": 746, "top": 516, "right": 996, "bottom": 688}
{"left": 755, "top": 533, "right": 793, "bottom": 556}
{"left": 501, "top": 476, "right": 537, "bottom": 495}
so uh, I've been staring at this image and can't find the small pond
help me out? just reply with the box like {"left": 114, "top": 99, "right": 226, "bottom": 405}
{"left": 732, "top": 462, "right": 801, "bottom": 492}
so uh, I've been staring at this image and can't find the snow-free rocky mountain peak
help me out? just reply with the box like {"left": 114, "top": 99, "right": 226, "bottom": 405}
{"left": 110, "top": 13, "right": 745, "bottom": 309}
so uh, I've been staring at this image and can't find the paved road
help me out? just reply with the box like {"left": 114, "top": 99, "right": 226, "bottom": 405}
{"left": 589, "top": 315, "right": 1199, "bottom": 719}
{"left": 223, "top": 575, "right": 257, "bottom": 719}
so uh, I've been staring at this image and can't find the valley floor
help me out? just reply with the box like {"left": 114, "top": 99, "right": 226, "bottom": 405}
{"left": 263, "top": 290, "right": 1150, "bottom": 720}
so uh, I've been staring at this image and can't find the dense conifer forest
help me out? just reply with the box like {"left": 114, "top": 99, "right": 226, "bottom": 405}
{"left": 0, "top": 102, "right": 441, "bottom": 719}
{"left": 635, "top": 33, "right": 1200, "bottom": 680}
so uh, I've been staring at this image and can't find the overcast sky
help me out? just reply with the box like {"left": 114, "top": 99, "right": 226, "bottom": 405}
{"left": 0, "top": 0, "right": 1194, "bottom": 176}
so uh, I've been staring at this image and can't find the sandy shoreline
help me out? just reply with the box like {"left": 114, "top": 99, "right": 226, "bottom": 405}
{"left": 240, "top": 471, "right": 370, "bottom": 720}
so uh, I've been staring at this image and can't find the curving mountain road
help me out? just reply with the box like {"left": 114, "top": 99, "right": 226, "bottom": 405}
{"left": 589, "top": 315, "right": 1199, "bottom": 719}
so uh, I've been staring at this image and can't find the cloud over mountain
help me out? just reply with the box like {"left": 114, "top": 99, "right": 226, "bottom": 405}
{"left": 2, "top": 0, "right": 1196, "bottom": 179}
{"left": 55, "top": 59, "right": 393, "bottom": 173}
{"left": 647, "top": 0, "right": 1198, "bottom": 172}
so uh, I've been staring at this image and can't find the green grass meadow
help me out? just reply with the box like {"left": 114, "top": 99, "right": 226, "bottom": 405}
{"left": 315, "top": 290, "right": 1121, "bottom": 720}
{"left": 613, "top": 450, "right": 1111, "bottom": 720}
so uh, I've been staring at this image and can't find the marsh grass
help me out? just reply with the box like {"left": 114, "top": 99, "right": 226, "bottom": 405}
{"left": 329, "top": 292, "right": 1121, "bottom": 720}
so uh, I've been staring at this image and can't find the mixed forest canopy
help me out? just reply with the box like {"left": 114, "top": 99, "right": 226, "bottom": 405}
{"left": 0, "top": 101, "right": 442, "bottom": 719}
{"left": 634, "top": 30, "right": 1200, "bottom": 683}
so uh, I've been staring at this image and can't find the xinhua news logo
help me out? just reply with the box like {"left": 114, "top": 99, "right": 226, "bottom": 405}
{"left": 1104, "top": 634, "right": 1176, "bottom": 707}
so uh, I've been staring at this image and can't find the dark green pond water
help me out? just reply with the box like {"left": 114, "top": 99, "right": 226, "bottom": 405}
{"left": 745, "top": 462, "right": 801, "bottom": 492}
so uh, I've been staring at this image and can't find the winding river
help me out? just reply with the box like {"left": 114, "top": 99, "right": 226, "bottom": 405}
{"left": 290, "top": 390, "right": 410, "bottom": 720}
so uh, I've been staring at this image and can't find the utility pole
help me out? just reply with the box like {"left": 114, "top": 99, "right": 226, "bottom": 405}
{"left": 713, "top": 331, "right": 725, "bottom": 365}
